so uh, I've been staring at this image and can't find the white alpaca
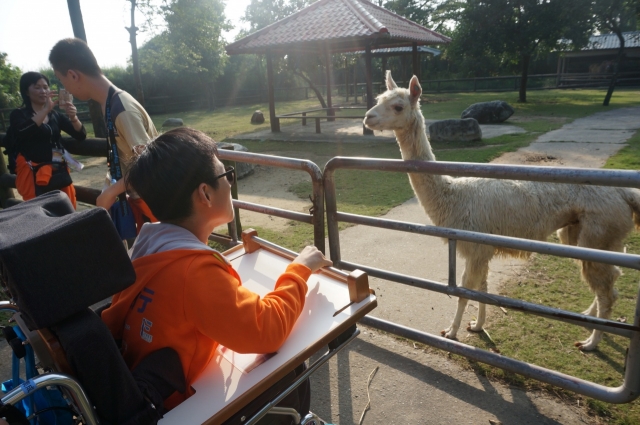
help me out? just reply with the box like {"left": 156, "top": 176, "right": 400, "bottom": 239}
{"left": 363, "top": 71, "right": 640, "bottom": 351}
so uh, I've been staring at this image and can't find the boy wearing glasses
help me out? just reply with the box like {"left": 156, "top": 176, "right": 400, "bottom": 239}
{"left": 101, "top": 128, "right": 332, "bottom": 421}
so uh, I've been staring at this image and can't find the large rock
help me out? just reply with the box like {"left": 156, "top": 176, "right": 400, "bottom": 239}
{"left": 461, "top": 100, "right": 514, "bottom": 124}
{"left": 217, "top": 142, "right": 255, "bottom": 179}
{"left": 162, "top": 118, "right": 184, "bottom": 127}
{"left": 428, "top": 119, "right": 482, "bottom": 143}
{"left": 251, "top": 110, "right": 265, "bottom": 124}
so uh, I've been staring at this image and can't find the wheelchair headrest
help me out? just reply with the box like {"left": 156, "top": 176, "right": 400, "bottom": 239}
{"left": 0, "top": 192, "right": 136, "bottom": 329}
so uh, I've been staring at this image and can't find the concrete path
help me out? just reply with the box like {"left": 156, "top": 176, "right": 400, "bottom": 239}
{"left": 310, "top": 106, "right": 640, "bottom": 424}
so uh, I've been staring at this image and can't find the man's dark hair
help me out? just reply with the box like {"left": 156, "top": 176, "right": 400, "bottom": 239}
{"left": 19, "top": 72, "right": 49, "bottom": 111}
{"left": 49, "top": 38, "right": 102, "bottom": 77}
{"left": 126, "top": 128, "right": 220, "bottom": 222}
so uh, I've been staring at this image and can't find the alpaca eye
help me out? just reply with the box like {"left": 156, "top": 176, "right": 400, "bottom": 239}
{"left": 394, "top": 105, "right": 403, "bottom": 112}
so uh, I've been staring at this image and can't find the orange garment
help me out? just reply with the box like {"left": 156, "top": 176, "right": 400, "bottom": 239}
{"left": 102, "top": 247, "right": 310, "bottom": 410}
{"left": 128, "top": 196, "right": 158, "bottom": 233}
{"left": 15, "top": 154, "right": 76, "bottom": 209}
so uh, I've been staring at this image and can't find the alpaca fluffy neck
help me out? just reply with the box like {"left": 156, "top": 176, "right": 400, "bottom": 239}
{"left": 393, "top": 109, "right": 452, "bottom": 225}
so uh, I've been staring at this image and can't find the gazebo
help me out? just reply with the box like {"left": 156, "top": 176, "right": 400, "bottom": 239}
{"left": 226, "top": 0, "right": 450, "bottom": 134}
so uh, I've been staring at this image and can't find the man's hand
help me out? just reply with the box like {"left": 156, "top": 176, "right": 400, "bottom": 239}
{"left": 292, "top": 246, "right": 333, "bottom": 273}
{"left": 97, "top": 179, "right": 126, "bottom": 210}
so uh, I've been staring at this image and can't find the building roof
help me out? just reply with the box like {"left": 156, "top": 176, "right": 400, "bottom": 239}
{"left": 226, "top": 0, "right": 451, "bottom": 55}
{"left": 349, "top": 45, "right": 441, "bottom": 56}
{"left": 585, "top": 31, "right": 640, "bottom": 50}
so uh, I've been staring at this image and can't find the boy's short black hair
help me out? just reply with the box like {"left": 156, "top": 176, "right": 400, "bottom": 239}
{"left": 49, "top": 38, "right": 102, "bottom": 77}
{"left": 126, "top": 128, "right": 220, "bottom": 222}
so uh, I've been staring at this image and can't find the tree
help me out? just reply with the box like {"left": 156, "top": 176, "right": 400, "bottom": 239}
{"left": 592, "top": 0, "right": 639, "bottom": 106}
{"left": 160, "top": 0, "right": 230, "bottom": 110}
{"left": 448, "top": 0, "right": 592, "bottom": 102}
{"left": 0, "top": 53, "right": 22, "bottom": 110}
{"left": 242, "top": 0, "right": 330, "bottom": 106}
{"left": 126, "top": 0, "right": 145, "bottom": 106}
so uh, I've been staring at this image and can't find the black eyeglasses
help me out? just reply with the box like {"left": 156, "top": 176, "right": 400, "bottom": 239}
{"left": 215, "top": 166, "right": 236, "bottom": 184}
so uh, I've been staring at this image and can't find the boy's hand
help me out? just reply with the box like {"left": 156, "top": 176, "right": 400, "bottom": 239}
{"left": 292, "top": 246, "right": 333, "bottom": 273}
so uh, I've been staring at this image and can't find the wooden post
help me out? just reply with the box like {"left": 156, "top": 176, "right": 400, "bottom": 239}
{"left": 302, "top": 112, "right": 307, "bottom": 126}
{"left": 353, "top": 59, "right": 358, "bottom": 104}
{"left": 0, "top": 147, "right": 15, "bottom": 209}
{"left": 266, "top": 51, "right": 280, "bottom": 132}
{"left": 412, "top": 42, "right": 419, "bottom": 79}
{"left": 363, "top": 45, "right": 374, "bottom": 135}
{"left": 345, "top": 57, "right": 349, "bottom": 103}
{"left": 325, "top": 49, "right": 334, "bottom": 122}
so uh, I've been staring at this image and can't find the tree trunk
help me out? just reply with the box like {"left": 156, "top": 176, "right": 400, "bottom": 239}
{"left": 204, "top": 80, "right": 215, "bottom": 111}
{"left": 293, "top": 70, "right": 326, "bottom": 108}
{"left": 518, "top": 53, "right": 530, "bottom": 103}
{"left": 128, "top": 0, "right": 145, "bottom": 106}
{"left": 603, "top": 30, "right": 625, "bottom": 107}
{"left": 66, "top": 0, "right": 107, "bottom": 138}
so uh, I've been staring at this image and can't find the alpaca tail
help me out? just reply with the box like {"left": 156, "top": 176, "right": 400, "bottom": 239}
{"left": 622, "top": 189, "right": 640, "bottom": 230}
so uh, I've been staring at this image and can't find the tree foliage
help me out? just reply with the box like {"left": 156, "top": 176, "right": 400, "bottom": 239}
{"left": 139, "top": 0, "right": 230, "bottom": 109}
{"left": 0, "top": 53, "right": 22, "bottom": 109}
{"left": 446, "top": 0, "right": 592, "bottom": 102}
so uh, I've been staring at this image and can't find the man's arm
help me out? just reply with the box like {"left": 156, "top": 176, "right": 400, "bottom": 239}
{"left": 184, "top": 257, "right": 311, "bottom": 354}
{"left": 96, "top": 178, "right": 125, "bottom": 210}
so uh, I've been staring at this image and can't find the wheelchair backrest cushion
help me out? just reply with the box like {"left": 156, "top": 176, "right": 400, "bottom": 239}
{"left": 0, "top": 192, "right": 136, "bottom": 329}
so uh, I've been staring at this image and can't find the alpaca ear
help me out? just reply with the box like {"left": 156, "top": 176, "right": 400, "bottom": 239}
{"left": 385, "top": 70, "right": 397, "bottom": 90}
{"left": 409, "top": 75, "right": 422, "bottom": 105}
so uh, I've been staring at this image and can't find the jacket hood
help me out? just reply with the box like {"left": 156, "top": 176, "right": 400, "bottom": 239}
{"left": 130, "top": 222, "right": 216, "bottom": 260}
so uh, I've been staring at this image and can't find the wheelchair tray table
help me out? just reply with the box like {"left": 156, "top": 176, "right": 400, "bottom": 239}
{"left": 159, "top": 239, "right": 377, "bottom": 425}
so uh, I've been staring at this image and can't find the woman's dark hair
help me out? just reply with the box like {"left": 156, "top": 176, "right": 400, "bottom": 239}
{"left": 126, "top": 127, "right": 220, "bottom": 222}
{"left": 49, "top": 38, "right": 102, "bottom": 77}
{"left": 19, "top": 72, "right": 49, "bottom": 111}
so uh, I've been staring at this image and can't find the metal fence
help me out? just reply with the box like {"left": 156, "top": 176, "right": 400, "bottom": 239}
{"left": 1, "top": 143, "right": 640, "bottom": 403}
{"left": 323, "top": 157, "right": 640, "bottom": 404}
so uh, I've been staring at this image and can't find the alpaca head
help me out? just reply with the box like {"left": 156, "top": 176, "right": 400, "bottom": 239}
{"left": 363, "top": 71, "right": 422, "bottom": 132}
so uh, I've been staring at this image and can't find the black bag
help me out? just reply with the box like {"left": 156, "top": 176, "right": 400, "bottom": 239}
{"left": 32, "top": 162, "right": 73, "bottom": 196}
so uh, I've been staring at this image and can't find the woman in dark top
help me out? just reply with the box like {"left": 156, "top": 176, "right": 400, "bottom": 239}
{"left": 9, "top": 72, "right": 86, "bottom": 208}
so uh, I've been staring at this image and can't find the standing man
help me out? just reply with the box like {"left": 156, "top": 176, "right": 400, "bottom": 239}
{"left": 49, "top": 38, "right": 157, "bottom": 237}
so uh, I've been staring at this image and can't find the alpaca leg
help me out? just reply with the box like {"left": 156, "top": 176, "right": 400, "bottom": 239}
{"left": 582, "top": 296, "right": 598, "bottom": 316}
{"left": 576, "top": 262, "right": 621, "bottom": 351}
{"left": 557, "top": 224, "right": 580, "bottom": 246}
{"left": 441, "top": 297, "right": 469, "bottom": 340}
{"left": 442, "top": 259, "right": 489, "bottom": 339}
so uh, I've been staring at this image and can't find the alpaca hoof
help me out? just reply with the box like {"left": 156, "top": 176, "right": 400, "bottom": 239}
{"left": 467, "top": 321, "right": 483, "bottom": 333}
{"left": 441, "top": 329, "right": 458, "bottom": 340}
{"left": 575, "top": 338, "right": 598, "bottom": 351}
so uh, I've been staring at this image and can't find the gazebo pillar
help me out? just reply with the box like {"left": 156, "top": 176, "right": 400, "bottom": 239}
{"left": 266, "top": 51, "right": 280, "bottom": 132}
{"left": 412, "top": 42, "right": 419, "bottom": 79}
{"left": 363, "top": 45, "right": 374, "bottom": 135}
{"left": 325, "top": 48, "right": 334, "bottom": 121}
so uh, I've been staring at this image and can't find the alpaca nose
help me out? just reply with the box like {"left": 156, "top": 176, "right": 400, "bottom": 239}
{"left": 365, "top": 113, "right": 375, "bottom": 121}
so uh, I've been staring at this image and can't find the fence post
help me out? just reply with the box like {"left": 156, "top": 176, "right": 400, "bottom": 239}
{"left": 473, "top": 78, "right": 477, "bottom": 92}
{"left": 220, "top": 146, "right": 242, "bottom": 241}
{"left": 302, "top": 112, "right": 307, "bottom": 126}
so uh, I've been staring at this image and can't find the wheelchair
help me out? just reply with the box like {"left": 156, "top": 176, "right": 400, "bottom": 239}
{"left": 0, "top": 192, "right": 373, "bottom": 425}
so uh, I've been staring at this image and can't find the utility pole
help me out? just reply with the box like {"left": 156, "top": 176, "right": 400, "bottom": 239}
{"left": 66, "top": 0, "right": 107, "bottom": 137}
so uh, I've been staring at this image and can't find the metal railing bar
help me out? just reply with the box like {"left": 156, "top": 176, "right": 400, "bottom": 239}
{"left": 233, "top": 199, "right": 313, "bottom": 224}
{"left": 324, "top": 157, "right": 640, "bottom": 188}
{"left": 358, "top": 315, "right": 639, "bottom": 404}
{"left": 339, "top": 259, "right": 637, "bottom": 336}
{"left": 335, "top": 211, "right": 640, "bottom": 271}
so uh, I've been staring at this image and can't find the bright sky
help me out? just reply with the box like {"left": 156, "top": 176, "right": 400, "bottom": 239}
{"left": 0, "top": 0, "right": 250, "bottom": 72}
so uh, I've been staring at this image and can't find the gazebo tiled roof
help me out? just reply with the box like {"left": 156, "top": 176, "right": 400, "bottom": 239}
{"left": 226, "top": 0, "right": 451, "bottom": 55}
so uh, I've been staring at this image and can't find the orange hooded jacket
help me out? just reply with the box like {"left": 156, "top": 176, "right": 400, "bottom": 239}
{"left": 101, "top": 223, "right": 310, "bottom": 410}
